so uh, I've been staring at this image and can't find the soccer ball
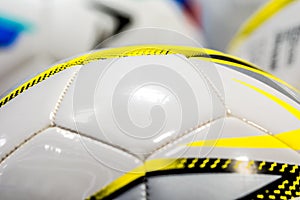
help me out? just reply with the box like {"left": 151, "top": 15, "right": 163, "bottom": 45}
{"left": 0, "top": 45, "right": 300, "bottom": 199}
{"left": 228, "top": 1, "right": 300, "bottom": 90}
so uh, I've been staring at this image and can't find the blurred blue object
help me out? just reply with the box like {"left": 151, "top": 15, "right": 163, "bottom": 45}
{"left": 173, "top": 0, "right": 186, "bottom": 6}
{"left": 0, "top": 16, "right": 28, "bottom": 48}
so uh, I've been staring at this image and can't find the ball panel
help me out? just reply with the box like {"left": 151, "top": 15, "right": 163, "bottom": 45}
{"left": 55, "top": 55, "right": 225, "bottom": 158}
{"left": 219, "top": 61, "right": 300, "bottom": 104}
{"left": 217, "top": 65, "right": 300, "bottom": 134}
{"left": 0, "top": 67, "right": 80, "bottom": 162}
{"left": 148, "top": 117, "right": 300, "bottom": 165}
{"left": 146, "top": 173, "right": 279, "bottom": 200}
{"left": 113, "top": 183, "right": 146, "bottom": 200}
{"left": 0, "top": 127, "right": 142, "bottom": 200}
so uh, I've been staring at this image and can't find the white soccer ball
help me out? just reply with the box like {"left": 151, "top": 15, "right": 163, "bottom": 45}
{"left": 0, "top": 45, "right": 300, "bottom": 199}
{"left": 228, "top": 1, "right": 300, "bottom": 90}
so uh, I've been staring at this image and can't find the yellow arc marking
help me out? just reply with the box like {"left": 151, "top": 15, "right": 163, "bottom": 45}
{"left": 233, "top": 79, "right": 300, "bottom": 120}
{"left": 197, "top": 57, "right": 300, "bottom": 93}
{"left": 1, "top": 44, "right": 299, "bottom": 110}
{"left": 186, "top": 128, "right": 300, "bottom": 150}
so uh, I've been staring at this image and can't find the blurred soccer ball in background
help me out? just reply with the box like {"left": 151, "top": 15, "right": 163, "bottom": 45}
{"left": 228, "top": 0, "right": 300, "bottom": 90}
{"left": 0, "top": 0, "right": 204, "bottom": 95}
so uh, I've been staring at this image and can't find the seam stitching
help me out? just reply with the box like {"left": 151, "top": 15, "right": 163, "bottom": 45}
{"left": 50, "top": 67, "right": 81, "bottom": 125}
{"left": 145, "top": 116, "right": 224, "bottom": 160}
{"left": 55, "top": 125, "right": 142, "bottom": 162}
{"left": 0, "top": 125, "right": 51, "bottom": 165}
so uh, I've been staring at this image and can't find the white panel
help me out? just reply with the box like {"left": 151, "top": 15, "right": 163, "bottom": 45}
{"left": 0, "top": 67, "right": 80, "bottom": 161}
{"left": 217, "top": 66, "right": 300, "bottom": 134}
{"left": 147, "top": 173, "right": 279, "bottom": 200}
{"left": 149, "top": 117, "right": 300, "bottom": 165}
{"left": 114, "top": 183, "right": 146, "bottom": 200}
{"left": 0, "top": 127, "right": 141, "bottom": 200}
{"left": 55, "top": 55, "right": 225, "bottom": 158}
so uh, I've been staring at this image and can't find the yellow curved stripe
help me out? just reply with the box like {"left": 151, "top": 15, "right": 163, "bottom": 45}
{"left": 200, "top": 48, "right": 260, "bottom": 68}
{"left": 86, "top": 158, "right": 181, "bottom": 199}
{"left": 233, "top": 79, "right": 300, "bottom": 120}
{"left": 0, "top": 45, "right": 205, "bottom": 109}
{"left": 87, "top": 157, "right": 300, "bottom": 199}
{"left": 228, "top": 0, "right": 295, "bottom": 52}
{"left": 198, "top": 56, "right": 300, "bottom": 93}
{"left": 192, "top": 46, "right": 299, "bottom": 93}
{"left": 276, "top": 129, "right": 300, "bottom": 151}
{"left": 1, "top": 44, "right": 298, "bottom": 110}
{"left": 0, "top": 44, "right": 256, "bottom": 109}
{"left": 91, "top": 165, "right": 145, "bottom": 200}
{"left": 186, "top": 128, "right": 300, "bottom": 150}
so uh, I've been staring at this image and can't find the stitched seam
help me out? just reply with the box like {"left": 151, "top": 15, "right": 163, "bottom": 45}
{"left": 50, "top": 67, "right": 81, "bottom": 126}
{"left": 0, "top": 125, "right": 51, "bottom": 165}
{"left": 229, "top": 113, "right": 272, "bottom": 134}
{"left": 145, "top": 116, "right": 224, "bottom": 160}
{"left": 230, "top": 113, "right": 300, "bottom": 155}
{"left": 55, "top": 125, "right": 142, "bottom": 162}
{"left": 190, "top": 58, "right": 227, "bottom": 109}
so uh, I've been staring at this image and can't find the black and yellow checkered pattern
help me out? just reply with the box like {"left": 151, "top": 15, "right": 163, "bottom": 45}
{"left": 87, "top": 158, "right": 300, "bottom": 200}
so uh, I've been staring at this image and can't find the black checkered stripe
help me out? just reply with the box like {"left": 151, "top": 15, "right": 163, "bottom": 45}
{"left": 0, "top": 45, "right": 262, "bottom": 109}
{"left": 87, "top": 158, "right": 300, "bottom": 200}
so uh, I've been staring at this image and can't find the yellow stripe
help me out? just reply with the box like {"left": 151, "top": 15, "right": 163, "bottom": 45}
{"left": 195, "top": 57, "right": 300, "bottom": 94}
{"left": 86, "top": 158, "right": 182, "bottom": 199}
{"left": 228, "top": 0, "right": 295, "bottom": 52}
{"left": 92, "top": 166, "right": 145, "bottom": 199}
{"left": 0, "top": 45, "right": 254, "bottom": 109}
{"left": 186, "top": 128, "right": 300, "bottom": 150}
{"left": 0, "top": 45, "right": 202, "bottom": 109}
{"left": 199, "top": 48, "right": 260, "bottom": 68}
{"left": 1, "top": 44, "right": 298, "bottom": 110}
{"left": 234, "top": 79, "right": 300, "bottom": 120}
{"left": 275, "top": 129, "right": 300, "bottom": 151}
